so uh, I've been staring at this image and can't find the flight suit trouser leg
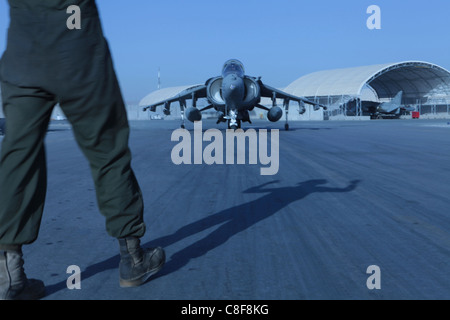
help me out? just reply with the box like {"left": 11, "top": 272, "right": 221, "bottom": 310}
{"left": 0, "top": 76, "right": 146, "bottom": 246}
{"left": 57, "top": 68, "right": 146, "bottom": 240}
{"left": 0, "top": 83, "right": 56, "bottom": 246}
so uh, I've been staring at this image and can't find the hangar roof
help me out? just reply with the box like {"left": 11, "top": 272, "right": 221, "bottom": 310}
{"left": 284, "top": 61, "right": 450, "bottom": 102}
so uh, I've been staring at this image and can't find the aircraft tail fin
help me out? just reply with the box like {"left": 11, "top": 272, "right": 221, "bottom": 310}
{"left": 380, "top": 91, "right": 403, "bottom": 113}
{"left": 391, "top": 91, "right": 403, "bottom": 106}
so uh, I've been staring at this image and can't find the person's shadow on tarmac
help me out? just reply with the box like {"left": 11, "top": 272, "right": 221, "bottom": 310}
{"left": 45, "top": 179, "right": 360, "bottom": 295}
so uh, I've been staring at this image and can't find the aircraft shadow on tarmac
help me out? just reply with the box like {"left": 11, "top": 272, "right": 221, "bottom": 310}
{"left": 45, "top": 179, "right": 359, "bottom": 296}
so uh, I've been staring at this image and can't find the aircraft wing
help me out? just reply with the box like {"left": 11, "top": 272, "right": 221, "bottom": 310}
{"left": 142, "top": 85, "right": 207, "bottom": 112}
{"left": 258, "top": 80, "right": 327, "bottom": 111}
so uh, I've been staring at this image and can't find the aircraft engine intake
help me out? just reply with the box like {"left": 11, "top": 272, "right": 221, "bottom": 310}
{"left": 242, "top": 77, "right": 261, "bottom": 107}
{"left": 206, "top": 77, "right": 225, "bottom": 106}
{"left": 267, "top": 106, "right": 283, "bottom": 122}
{"left": 185, "top": 107, "right": 202, "bottom": 122}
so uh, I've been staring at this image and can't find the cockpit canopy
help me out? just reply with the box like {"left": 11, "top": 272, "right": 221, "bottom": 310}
{"left": 222, "top": 59, "right": 245, "bottom": 78}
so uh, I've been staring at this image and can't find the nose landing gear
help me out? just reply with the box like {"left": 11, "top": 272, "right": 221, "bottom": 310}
{"left": 228, "top": 119, "right": 241, "bottom": 130}
{"left": 226, "top": 110, "right": 241, "bottom": 130}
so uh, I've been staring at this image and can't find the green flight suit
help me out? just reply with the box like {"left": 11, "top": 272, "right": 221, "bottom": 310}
{"left": 0, "top": 0, "right": 146, "bottom": 246}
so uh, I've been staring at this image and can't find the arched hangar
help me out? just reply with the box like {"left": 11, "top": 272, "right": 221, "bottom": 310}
{"left": 284, "top": 61, "right": 450, "bottom": 119}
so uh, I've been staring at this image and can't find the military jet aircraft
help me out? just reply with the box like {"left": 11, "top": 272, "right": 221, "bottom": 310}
{"left": 346, "top": 91, "right": 415, "bottom": 119}
{"left": 142, "top": 59, "right": 326, "bottom": 130}
{"left": 365, "top": 91, "right": 415, "bottom": 119}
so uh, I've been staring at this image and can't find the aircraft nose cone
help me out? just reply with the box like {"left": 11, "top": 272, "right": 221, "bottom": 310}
{"left": 222, "top": 74, "right": 245, "bottom": 104}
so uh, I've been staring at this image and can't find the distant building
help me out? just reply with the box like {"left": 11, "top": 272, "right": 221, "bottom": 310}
{"left": 286, "top": 61, "right": 450, "bottom": 120}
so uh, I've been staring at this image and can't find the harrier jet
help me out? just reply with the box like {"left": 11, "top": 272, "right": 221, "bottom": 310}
{"left": 365, "top": 91, "right": 415, "bottom": 119}
{"left": 346, "top": 91, "right": 415, "bottom": 119}
{"left": 142, "top": 59, "right": 326, "bottom": 130}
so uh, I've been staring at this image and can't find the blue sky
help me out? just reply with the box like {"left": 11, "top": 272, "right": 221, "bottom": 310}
{"left": 1, "top": 0, "right": 450, "bottom": 102}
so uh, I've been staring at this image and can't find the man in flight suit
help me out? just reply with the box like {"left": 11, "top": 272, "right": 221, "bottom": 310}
{"left": 0, "top": 0, "right": 165, "bottom": 300}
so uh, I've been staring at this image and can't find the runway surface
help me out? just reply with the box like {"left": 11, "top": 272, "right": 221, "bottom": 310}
{"left": 1, "top": 119, "right": 449, "bottom": 300}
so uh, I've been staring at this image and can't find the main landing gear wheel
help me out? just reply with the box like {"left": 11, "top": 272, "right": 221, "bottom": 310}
{"left": 285, "top": 123, "right": 289, "bottom": 131}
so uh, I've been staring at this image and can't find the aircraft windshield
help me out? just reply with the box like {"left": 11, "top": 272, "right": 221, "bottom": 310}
{"left": 222, "top": 60, "right": 245, "bottom": 77}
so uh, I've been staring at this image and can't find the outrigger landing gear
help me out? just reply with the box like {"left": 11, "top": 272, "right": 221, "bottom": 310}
{"left": 180, "top": 102, "right": 186, "bottom": 129}
{"left": 284, "top": 100, "right": 290, "bottom": 131}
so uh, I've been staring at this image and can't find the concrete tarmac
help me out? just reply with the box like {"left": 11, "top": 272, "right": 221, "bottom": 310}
{"left": 1, "top": 119, "right": 449, "bottom": 300}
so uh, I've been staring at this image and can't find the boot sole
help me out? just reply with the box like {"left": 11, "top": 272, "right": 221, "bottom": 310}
{"left": 119, "top": 259, "right": 165, "bottom": 288}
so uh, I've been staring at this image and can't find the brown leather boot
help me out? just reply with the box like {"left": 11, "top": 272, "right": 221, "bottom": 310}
{"left": 118, "top": 238, "right": 165, "bottom": 287}
{"left": 0, "top": 246, "right": 45, "bottom": 300}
